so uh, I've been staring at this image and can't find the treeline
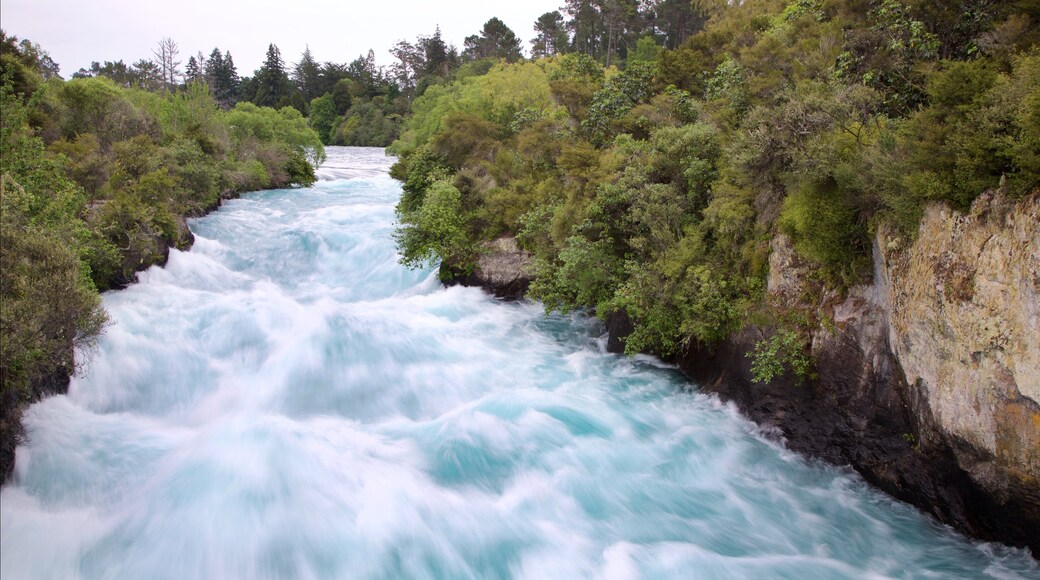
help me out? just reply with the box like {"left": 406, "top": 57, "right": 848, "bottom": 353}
{"left": 0, "top": 32, "right": 324, "bottom": 477}
{"left": 390, "top": 0, "right": 1039, "bottom": 374}
{"left": 70, "top": 38, "right": 402, "bottom": 147}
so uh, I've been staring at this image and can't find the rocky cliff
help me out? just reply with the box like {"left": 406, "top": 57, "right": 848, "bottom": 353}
{"left": 447, "top": 195, "right": 1040, "bottom": 551}
{"left": 680, "top": 192, "right": 1040, "bottom": 552}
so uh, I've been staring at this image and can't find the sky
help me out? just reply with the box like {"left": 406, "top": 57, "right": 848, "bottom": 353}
{"left": 3, "top": 0, "right": 564, "bottom": 77}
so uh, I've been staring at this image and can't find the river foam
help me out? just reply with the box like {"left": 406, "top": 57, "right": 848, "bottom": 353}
{"left": 2, "top": 147, "right": 1036, "bottom": 579}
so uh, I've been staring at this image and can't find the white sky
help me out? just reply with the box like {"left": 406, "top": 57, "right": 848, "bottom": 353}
{"left": 2, "top": 0, "right": 564, "bottom": 77}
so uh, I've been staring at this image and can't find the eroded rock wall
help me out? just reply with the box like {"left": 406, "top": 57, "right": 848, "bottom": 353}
{"left": 677, "top": 192, "right": 1040, "bottom": 552}
{"left": 878, "top": 192, "right": 1040, "bottom": 533}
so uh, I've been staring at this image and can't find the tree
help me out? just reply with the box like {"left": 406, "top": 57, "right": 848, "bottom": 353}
{"left": 565, "top": 0, "right": 603, "bottom": 58}
{"left": 390, "top": 39, "right": 424, "bottom": 96}
{"left": 151, "top": 37, "right": 181, "bottom": 90}
{"left": 421, "top": 27, "right": 452, "bottom": 78}
{"left": 599, "top": 0, "right": 640, "bottom": 67}
{"left": 346, "top": 50, "right": 385, "bottom": 97}
{"left": 130, "top": 59, "right": 162, "bottom": 90}
{"left": 292, "top": 46, "right": 323, "bottom": 105}
{"left": 1, "top": 32, "right": 60, "bottom": 98}
{"left": 251, "top": 44, "right": 291, "bottom": 108}
{"left": 463, "top": 17, "right": 523, "bottom": 62}
{"left": 532, "top": 11, "right": 570, "bottom": 58}
{"left": 308, "top": 93, "right": 337, "bottom": 144}
{"left": 646, "top": 0, "right": 707, "bottom": 49}
{"left": 205, "top": 48, "right": 239, "bottom": 109}
{"left": 185, "top": 56, "right": 203, "bottom": 84}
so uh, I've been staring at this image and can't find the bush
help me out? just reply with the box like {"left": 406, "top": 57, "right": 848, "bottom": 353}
{"left": 778, "top": 176, "right": 868, "bottom": 287}
{"left": 393, "top": 179, "right": 473, "bottom": 271}
{"left": 748, "top": 328, "right": 811, "bottom": 384}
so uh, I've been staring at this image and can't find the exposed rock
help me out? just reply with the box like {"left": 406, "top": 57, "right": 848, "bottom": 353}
{"left": 441, "top": 237, "right": 534, "bottom": 300}
{"left": 1, "top": 367, "right": 72, "bottom": 482}
{"left": 879, "top": 191, "right": 1040, "bottom": 546}
{"left": 611, "top": 192, "right": 1040, "bottom": 552}
{"left": 605, "top": 309, "right": 635, "bottom": 354}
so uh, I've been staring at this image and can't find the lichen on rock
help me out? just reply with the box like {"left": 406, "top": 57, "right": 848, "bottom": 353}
{"left": 440, "top": 236, "right": 534, "bottom": 300}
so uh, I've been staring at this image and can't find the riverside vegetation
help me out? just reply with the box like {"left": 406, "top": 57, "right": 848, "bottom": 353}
{"left": 387, "top": 0, "right": 1040, "bottom": 551}
{"left": 389, "top": 0, "right": 1039, "bottom": 374}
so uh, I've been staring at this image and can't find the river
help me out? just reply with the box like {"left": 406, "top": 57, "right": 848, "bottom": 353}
{"left": 1, "top": 147, "right": 1036, "bottom": 579}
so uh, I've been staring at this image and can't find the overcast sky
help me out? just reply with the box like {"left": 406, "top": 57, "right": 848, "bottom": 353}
{"left": 3, "top": 0, "right": 564, "bottom": 77}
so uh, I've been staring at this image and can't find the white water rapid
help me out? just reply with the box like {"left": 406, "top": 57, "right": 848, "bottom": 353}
{"left": 1, "top": 147, "right": 1036, "bottom": 579}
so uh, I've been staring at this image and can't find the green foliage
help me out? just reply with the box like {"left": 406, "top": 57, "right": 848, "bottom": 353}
{"left": 392, "top": 60, "right": 557, "bottom": 152}
{"left": 748, "top": 328, "right": 811, "bottom": 384}
{"left": 462, "top": 17, "right": 523, "bottom": 62}
{"left": 385, "top": 0, "right": 1040, "bottom": 369}
{"left": 308, "top": 94, "right": 337, "bottom": 144}
{"left": 630, "top": 36, "right": 664, "bottom": 64}
{"left": 779, "top": 177, "right": 868, "bottom": 286}
{"left": 584, "top": 61, "right": 661, "bottom": 142}
{"left": 703, "top": 57, "right": 750, "bottom": 125}
{"left": 332, "top": 101, "right": 400, "bottom": 147}
{"left": 529, "top": 234, "right": 624, "bottom": 314}
{"left": 225, "top": 102, "right": 325, "bottom": 167}
{"left": 393, "top": 179, "right": 473, "bottom": 271}
{"left": 395, "top": 148, "right": 452, "bottom": 215}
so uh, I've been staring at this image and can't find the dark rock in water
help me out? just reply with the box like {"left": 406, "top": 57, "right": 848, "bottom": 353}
{"left": 605, "top": 309, "right": 634, "bottom": 354}
{"left": 441, "top": 237, "right": 534, "bottom": 300}
{"left": 1, "top": 366, "right": 71, "bottom": 483}
{"left": 671, "top": 323, "right": 1040, "bottom": 555}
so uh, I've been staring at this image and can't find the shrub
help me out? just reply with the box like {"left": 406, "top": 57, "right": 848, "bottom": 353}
{"left": 748, "top": 328, "right": 811, "bottom": 384}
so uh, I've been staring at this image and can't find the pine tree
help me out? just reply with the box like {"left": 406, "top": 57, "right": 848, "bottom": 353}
{"left": 532, "top": 11, "right": 570, "bottom": 58}
{"left": 421, "top": 27, "right": 451, "bottom": 77}
{"left": 462, "top": 17, "right": 523, "bottom": 62}
{"left": 253, "top": 43, "right": 291, "bottom": 108}
{"left": 202, "top": 48, "right": 239, "bottom": 109}
{"left": 292, "top": 46, "right": 323, "bottom": 104}
{"left": 220, "top": 51, "right": 239, "bottom": 108}
{"left": 185, "top": 56, "right": 203, "bottom": 84}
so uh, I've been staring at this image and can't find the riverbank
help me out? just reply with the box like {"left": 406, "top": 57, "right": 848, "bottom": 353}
{"left": 455, "top": 192, "right": 1040, "bottom": 555}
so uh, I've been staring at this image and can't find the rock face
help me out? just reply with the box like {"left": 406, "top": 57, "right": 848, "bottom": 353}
{"left": 622, "top": 193, "right": 1040, "bottom": 553}
{"left": 441, "top": 237, "right": 534, "bottom": 300}
{"left": 880, "top": 192, "right": 1040, "bottom": 544}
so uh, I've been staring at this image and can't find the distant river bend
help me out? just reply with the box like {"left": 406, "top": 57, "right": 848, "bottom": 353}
{"left": 1, "top": 147, "right": 1036, "bottom": 579}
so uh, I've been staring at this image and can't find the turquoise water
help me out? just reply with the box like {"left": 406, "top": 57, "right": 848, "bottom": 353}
{"left": 2, "top": 147, "right": 1036, "bottom": 579}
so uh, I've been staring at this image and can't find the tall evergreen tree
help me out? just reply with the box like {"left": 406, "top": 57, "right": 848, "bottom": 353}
{"left": 131, "top": 59, "right": 162, "bottom": 90}
{"left": 532, "top": 11, "right": 570, "bottom": 58}
{"left": 421, "top": 27, "right": 453, "bottom": 77}
{"left": 205, "top": 48, "right": 239, "bottom": 109}
{"left": 252, "top": 43, "right": 291, "bottom": 108}
{"left": 185, "top": 56, "right": 203, "bottom": 84}
{"left": 292, "top": 46, "right": 323, "bottom": 104}
{"left": 221, "top": 51, "right": 240, "bottom": 107}
{"left": 462, "top": 17, "right": 523, "bottom": 62}
{"left": 599, "top": 0, "right": 640, "bottom": 66}
{"left": 647, "top": 0, "right": 706, "bottom": 49}
{"left": 565, "top": 0, "right": 603, "bottom": 58}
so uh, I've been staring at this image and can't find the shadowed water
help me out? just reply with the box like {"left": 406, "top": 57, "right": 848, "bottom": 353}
{"left": 2, "top": 147, "right": 1036, "bottom": 579}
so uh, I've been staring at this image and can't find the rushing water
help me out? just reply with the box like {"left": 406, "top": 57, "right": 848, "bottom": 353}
{"left": 2, "top": 147, "right": 1036, "bottom": 579}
